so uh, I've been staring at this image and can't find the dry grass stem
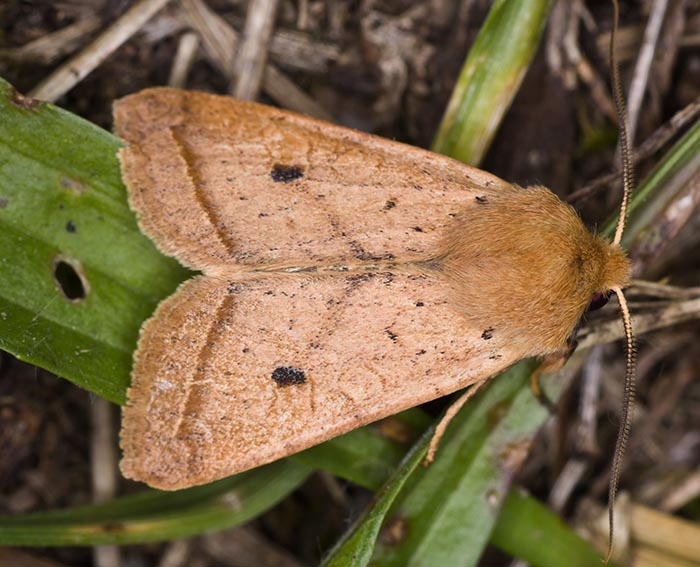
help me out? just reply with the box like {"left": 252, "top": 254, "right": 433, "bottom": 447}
{"left": 181, "top": 0, "right": 330, "bottom": 118}
{"left": 168, "top": 31, "right": 200, "bottom": 88}
{"left": 0, "top": 16, "right": 101, "bottom": 65}
{"left": 625, "top": 0, "right": 669, "bottom": 145}
{"left": 29, "top": 0, "right": 172, "bottom": 101}
{"left": 90, "top": 397, "right": 119, "bottom": 567}
{"left": 231, "top": 0, "right": 280, "bottom": 100}
{"left": 579, "top": 295, "right": 700, "bottom": 350}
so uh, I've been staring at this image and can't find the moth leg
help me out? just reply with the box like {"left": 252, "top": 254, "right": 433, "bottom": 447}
{"left": 531, "top": 324, "right": 580, "bottom": 410}
{"left": 424, "top": 378, "right": 489, "bottom": 466}
{"left": 530, "top": 357, "right": 563, "bottom": 412}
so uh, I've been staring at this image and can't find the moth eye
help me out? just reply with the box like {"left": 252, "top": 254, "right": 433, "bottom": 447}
{"left": 587, "top": 292, "right": 609, "bottom": 312}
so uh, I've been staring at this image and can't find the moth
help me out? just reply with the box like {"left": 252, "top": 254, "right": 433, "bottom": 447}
{"left": 114, "top": 88, "right": 632, "bottom": 492}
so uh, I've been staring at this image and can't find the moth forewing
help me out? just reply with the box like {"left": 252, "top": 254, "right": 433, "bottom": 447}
{"left": 114, "top": 88, "right": 514, "bottom": 271}
{"left": 115, "top": 88, "right": 630, "bottom": 489}
{"left": 121, "top": 273, "right": 526, "bottom": 489}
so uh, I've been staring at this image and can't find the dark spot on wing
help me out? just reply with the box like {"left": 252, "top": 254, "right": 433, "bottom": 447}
{"left": 475, "top": 196, "right": 488, "bottom": 204}
{"left": 270, "top": 164, "right": 304, "bottom": 183}
{"left": 271, "top": 366, "right": 306, "bottom": 386}
{"left": 482, "top": 327, "right": 494, "bottom": 340}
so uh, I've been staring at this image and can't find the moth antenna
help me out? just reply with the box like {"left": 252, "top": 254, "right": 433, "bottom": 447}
{"left": 605, "top": 287, "right": 637, "bottom": 563}
{"left": 610, "top": 0, "right": 635, "bottom": 246}
{"left": 605, "top": 1, "right": 638, "bottom": 562}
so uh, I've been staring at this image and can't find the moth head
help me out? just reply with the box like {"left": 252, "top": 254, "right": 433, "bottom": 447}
{"left": 595, "top": 241, "right": 630, "bottom": 302}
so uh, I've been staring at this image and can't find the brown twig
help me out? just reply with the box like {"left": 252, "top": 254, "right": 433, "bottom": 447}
{"left": 181, "top": 0, "right": 331, "bottom": 119}
{"left": 0, "top": 16, "right": 101, "bottom": 65}
{"left": 579, "top": 295, "right": 700, "bottom": 350}
{"left": 231, "top": 0, "right": 280, "bottom": 100}
{"left": 625, "top": 0, "right": 669, "bottom": 145}
{"left": 567, "top": 95, "right": 700, "bottom": 203}
{"left": 91, "top": 397, "right": 119, "bottom": 567}
{"left": 548, "top": 345, "right": 604, "bottom": 512}
{"left": 168, "top": 31, "right": 200, "bottom": 88}
{"left": 29, "top": 0, "right": 172, "bottom": 101}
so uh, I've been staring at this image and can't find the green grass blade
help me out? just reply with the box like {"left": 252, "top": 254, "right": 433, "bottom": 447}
{"left": 370, "top": 362, "right": 558, "bottom": 567}
{"left": 320, "top": 427, "right": 434, "bottom": 567}
{"left": 295, "top": 408, "right": 430, "bottom": 490}
{"left": 0, "top": 460, "right": 309, "bottom": 546}
{"left": 432, "top": 0, "right": 554, "bottom": 165}
{"left": 492, "top": 489, "right": 623, "bottom": 567}
{"left": 295, "top": 426, "right": 406, "bottom": 490}
{"left": 603, "top": 118, "right": 700, "bottom": 245}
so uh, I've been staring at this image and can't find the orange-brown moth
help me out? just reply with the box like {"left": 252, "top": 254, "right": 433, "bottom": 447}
{"left": 114, "top": 88, "right": 632, "bottom": 491}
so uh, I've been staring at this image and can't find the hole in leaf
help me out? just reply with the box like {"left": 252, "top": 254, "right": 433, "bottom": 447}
{"left": 53, "top": 257, "right": 89, "bottom": 302}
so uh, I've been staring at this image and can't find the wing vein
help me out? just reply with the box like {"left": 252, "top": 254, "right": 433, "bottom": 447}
{"left": 172, "top": 290, "right": 235, "bottom": 437}
{"left": 169, "top": 126, "right": 237, "bottom": 256}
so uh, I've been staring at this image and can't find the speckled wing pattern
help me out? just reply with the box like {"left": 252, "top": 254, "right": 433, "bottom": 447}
{"left": 114, "top": 88, "right": 524, "bottom": 489}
